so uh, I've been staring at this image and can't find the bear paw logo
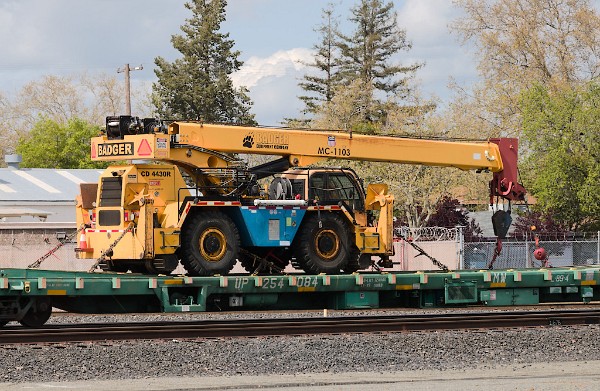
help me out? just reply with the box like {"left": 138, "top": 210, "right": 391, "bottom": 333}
{"left": 242, "top": 134, "right": 254, "bottom": 148}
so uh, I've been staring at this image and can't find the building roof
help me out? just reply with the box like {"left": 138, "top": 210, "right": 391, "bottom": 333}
{"left": 0, "top": 207, "right": 53, "bottom": 218}
{"left": 0, "top": 168, "right": 103, "bottom": 202}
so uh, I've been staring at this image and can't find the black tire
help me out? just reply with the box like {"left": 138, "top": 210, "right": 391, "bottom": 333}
{"left": 294, "top": 213, "right": 354, "bottom": 274}
{"left": 19, "top": 298, "right": 52, "bottom": 328}
{"left": 180, "top": 211, "right": 240, "bottom": 276}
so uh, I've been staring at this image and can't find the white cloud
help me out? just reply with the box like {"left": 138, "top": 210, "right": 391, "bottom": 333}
{"left": 396, "top": 0, "right": 478, "bottom": 102}
{"left": 232, "top": 48, "right": 313, "bottom": 89}
{"left": 247, "top": 72, "right": 305, "bottom": 125}
{"left": 230, "top": 48, "right": 315, "bottom": 124}
{"left": 0, "top": 0, "right": 482, "bottom": 124}
{"left": 397, "top": 0, "right": 457, "bottom": 45}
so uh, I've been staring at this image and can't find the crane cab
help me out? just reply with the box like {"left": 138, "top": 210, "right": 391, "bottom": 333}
{"left": 273, "top": 167, "right": 368, "bottom": 226}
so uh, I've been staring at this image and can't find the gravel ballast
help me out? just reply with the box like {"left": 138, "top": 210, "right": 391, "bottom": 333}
{"left": 1, "top": 310, "right": 600, "bottom": 384}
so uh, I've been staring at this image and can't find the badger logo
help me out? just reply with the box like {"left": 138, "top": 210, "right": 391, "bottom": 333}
{"left": 242, "top": 133, "right": 254, "bottom": 148}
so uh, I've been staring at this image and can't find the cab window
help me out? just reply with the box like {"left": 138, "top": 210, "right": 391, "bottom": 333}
{"left": 308, "top": 172, "right": 364, "bottom": 211}
{"left": 328, "top": 173, "right": 363, "bottom": 210}
{"left": 308, "top": 173, "right": 326, "bottom": 202}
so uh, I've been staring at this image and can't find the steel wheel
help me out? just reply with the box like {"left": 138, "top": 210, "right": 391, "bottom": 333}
{"left": 19, "top": 298, "right": 52, "bottom": 328}
{"left": 180, "top": 211, "right": 240, "bottom": 276}
{"left": 199, "top": 228, "right": 228, "bottom": 262}
{"left": 313, "top": 229, "right": 340, "bottom": 260}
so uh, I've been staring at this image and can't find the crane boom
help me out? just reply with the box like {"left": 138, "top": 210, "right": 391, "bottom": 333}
{"left": 93, "top": 118, "right": 525, "bottom": 201}
{"left": 175, "top": 122, "right": 505, "bottom": 169}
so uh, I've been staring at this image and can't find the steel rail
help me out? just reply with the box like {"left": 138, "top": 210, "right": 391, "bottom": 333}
{"left": 1, "top": 309, "right": 600, "bottom": 344}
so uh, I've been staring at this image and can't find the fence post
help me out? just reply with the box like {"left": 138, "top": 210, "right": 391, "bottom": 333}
{"left": 10, "top": 230, "right": 15, "bottom": 268}
{"left": 525, "top": 231, "right": 531, "bottom": 268}
{"left": 458, "top": 226, "right": 464, "bottom": 270}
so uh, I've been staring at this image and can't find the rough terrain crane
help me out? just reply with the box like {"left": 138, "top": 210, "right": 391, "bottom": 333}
{"left": 75, "top": 116, "right": 526, "bottom": 276}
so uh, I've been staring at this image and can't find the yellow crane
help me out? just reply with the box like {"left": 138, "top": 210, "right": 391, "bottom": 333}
{"left": 75, "top": 116, "right": 525, "bottom": 276}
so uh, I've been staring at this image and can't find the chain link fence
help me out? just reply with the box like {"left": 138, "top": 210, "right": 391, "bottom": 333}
{"left": 0, "top": 227, "right": 87, "bottom": 270}
{"left": 464, "top": 236, "right": 600, "bottom": 269}
{"left": 1, "top": 226, "right": 599, "bottom": 272}
{"left": 392, "top": 227, "right": 600, "bottom": 271}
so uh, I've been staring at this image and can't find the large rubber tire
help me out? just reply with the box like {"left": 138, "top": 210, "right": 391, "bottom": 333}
{"left": 294, "top": 213, "right": 354, "bottom": 274}
{"left": 19, "top": 298, "right": 52, "bottom": 328}
{"left": 180, "top": 211, "right": 240, "bottom": 276}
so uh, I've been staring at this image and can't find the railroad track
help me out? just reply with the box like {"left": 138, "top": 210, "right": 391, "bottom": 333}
{"left": 2, "top": 309, "right": 600, "bottom": 344}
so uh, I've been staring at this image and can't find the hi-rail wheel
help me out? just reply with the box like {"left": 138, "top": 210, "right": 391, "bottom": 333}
{"left": 144, "top": 255, "right": 179, "bottom": 274}
{"left": 103, "top": 260, "right": 129, "bottom": 273}
{"left": 294, "top": 213, "right": 354, "bottom": 274}
{"left": 240, "top": 247, "right": 290, "bottom": 274}
{"left": 342, "top": 244, "right": 362, "bottom": 273}
{"left": 19, "top": 298, "right": 52, "bottom": 328}
{"left": 180, "top": 211, "right": 240, "bottom": 276}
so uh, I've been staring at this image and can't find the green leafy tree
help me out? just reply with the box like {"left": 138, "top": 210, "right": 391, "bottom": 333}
{"left": 16, "top": 118, "right": 107, "bottom": 169}
{"left": 153, "top": 0, "right": 255, "bottom": 124}
{"left": 520, "top": 83, "right": 600, "bottom": 231}
{"left": 451, "top": 0, "right": 600, "bottom": 138}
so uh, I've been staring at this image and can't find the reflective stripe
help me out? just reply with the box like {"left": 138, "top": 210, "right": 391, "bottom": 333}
{"left": 86, "top": 229, "right": 126, "bottom": 233}
{"left": 194, "top": 201, "right": 242, "bottom": 206}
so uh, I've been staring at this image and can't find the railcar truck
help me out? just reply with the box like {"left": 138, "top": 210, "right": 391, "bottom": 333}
{"left": 75, "top": 116, "right": 526, "bottom": 276}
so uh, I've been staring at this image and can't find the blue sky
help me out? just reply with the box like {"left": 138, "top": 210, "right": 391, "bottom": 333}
{"left": 0, "top": 0, "right": 478, "bottom": 124}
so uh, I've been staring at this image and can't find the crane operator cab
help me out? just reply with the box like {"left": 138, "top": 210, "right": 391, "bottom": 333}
{"left": 270, "top": 169, "right": 363, "bottom": 205}
{"left": 273, "top": 168, "right": 369, "bottom": 227}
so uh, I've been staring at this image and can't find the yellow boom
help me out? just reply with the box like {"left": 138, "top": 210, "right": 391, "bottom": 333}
{"left": 94, "top": 122, "right": 501, "bottom": 170}
{"left": 92, "top": 120, "right": 524, "bottom": 201}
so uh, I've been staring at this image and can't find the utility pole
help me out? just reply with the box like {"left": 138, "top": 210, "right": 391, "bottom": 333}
{"left": 117, "top": 63, "right": 143, "bottom": 115}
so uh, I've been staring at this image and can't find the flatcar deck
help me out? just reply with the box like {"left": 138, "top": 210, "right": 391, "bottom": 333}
{"left": 1, "top": 266, "right": 599, "bottom": 326}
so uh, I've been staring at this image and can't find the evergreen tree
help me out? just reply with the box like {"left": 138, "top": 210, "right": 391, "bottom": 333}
{"left": 337, "top": 0, "right": 422, "bottom": 98}
{"left": 153, "top": 0, "right": 255, "bottom": 124}
{"left": 298, "top": 4, "right": 342, "bottom": 116}
{"left": 298, "top": 0, "right": 425, "bottom": 125}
